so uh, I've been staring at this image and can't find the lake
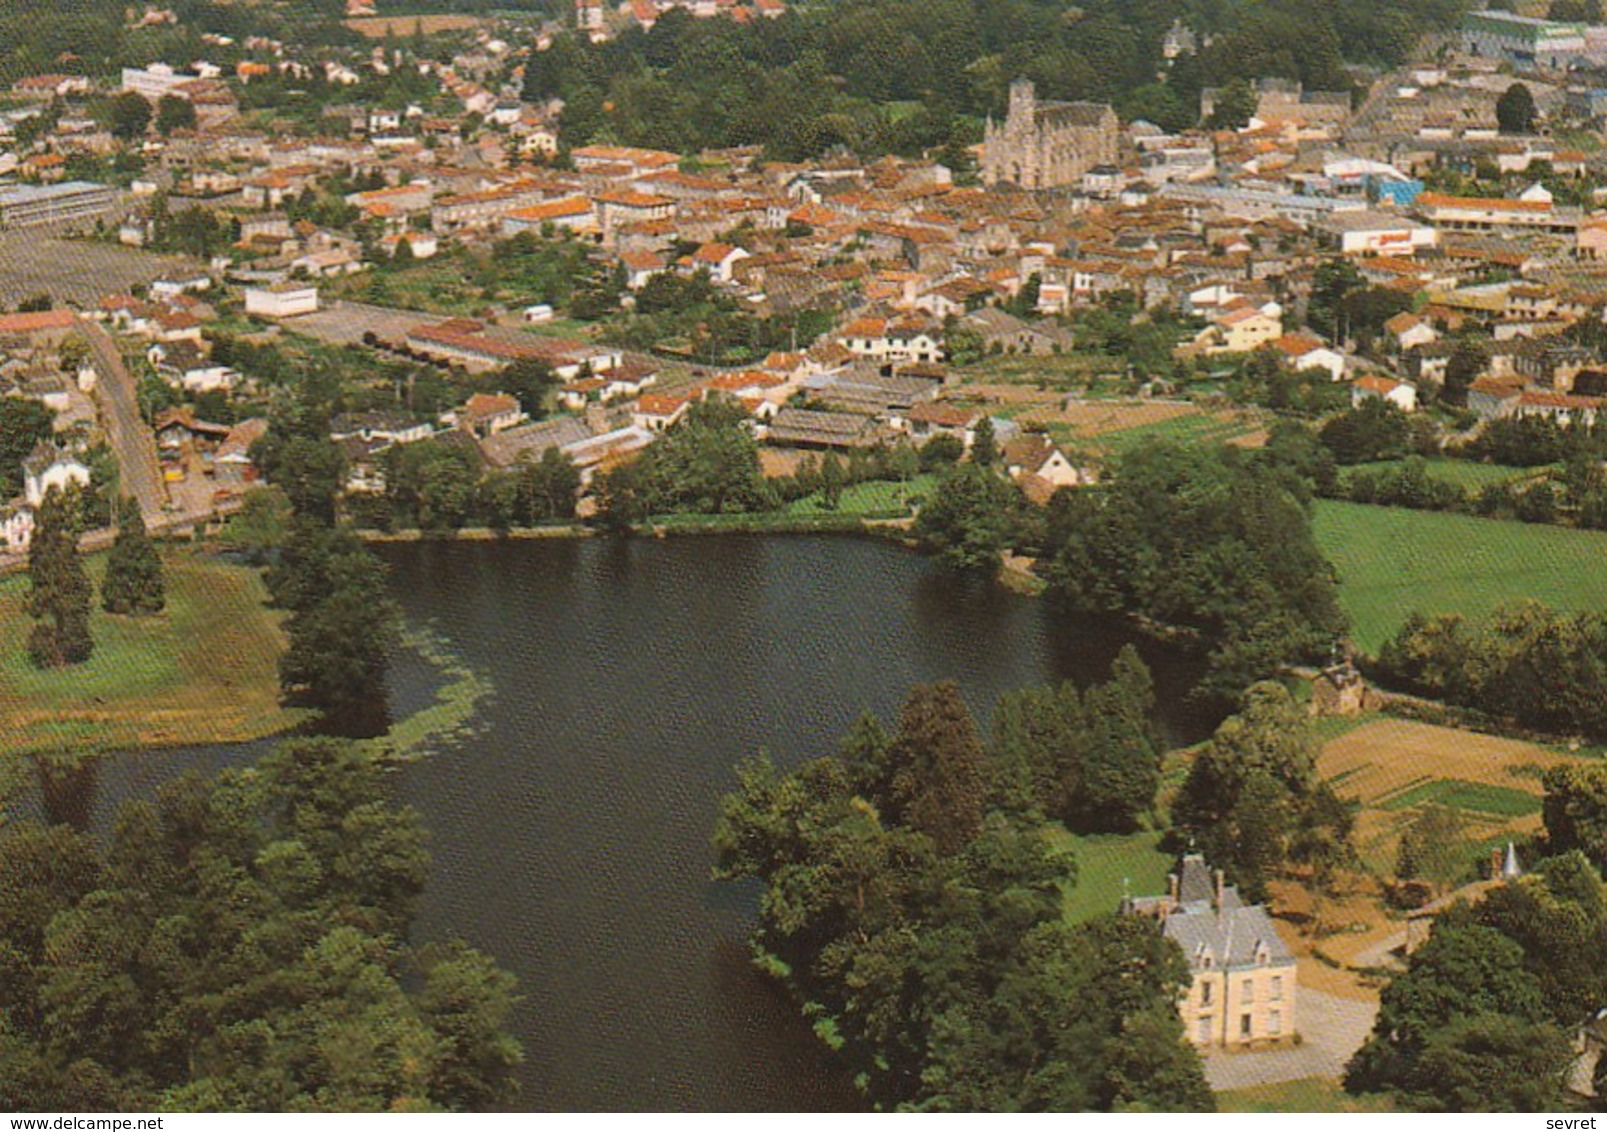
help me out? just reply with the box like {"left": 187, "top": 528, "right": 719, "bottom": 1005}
{"left": 53, "top": 535, "right": 1210, "bottom": 1110}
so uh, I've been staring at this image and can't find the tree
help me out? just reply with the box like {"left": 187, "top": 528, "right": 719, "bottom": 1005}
{"left": 154, "top": 94, "right": 196, "bottom": 137}
{"left": 0, "top": 398, "right": 54, "bottom": 498}
{"left": 1318, "top": 398, "right": 1411, "bottom": 465}
{"left": 1496, "top": 82, "right": 1536, "bottom": 135}
{"left": 1041, "top": 443, "right": 1345, "bottom": 700}
{"left": 878, "top": 681, "right": 990, "bottom": 854}
{"left": 1396, "top": 804, "right": 1469, "bottom": 895}
{"left": 816, "top": 451, "right": 847, "bottom": 510}
{"left": 1206, "top": 78, "right": 1257, "bottom": 130}
{"left": 222, "top": 485, "right": 293, "bottom": 566}
{"left": 501, "top": 357, "right": 558, "bottom": 418}
{"left": 913, "top": 462, "right": 1021, "bottom": 574}
{"left": 1175, "top": 682, "right": 1351, "bottom": 901}
{"left": 1543, "top": 762, "right": 1607, "bottom": 872}
{"left": 25, "top": 487, "right": 92, "bottom": 668}
{"left": 1346, "top": 919, "right": 1563, "bottom": 1108}
{"left": 970, "top": 416, "right": 997, "bottom": 467}
{"left": 100, "top": 498, "right": 164, "bottom": 616}
{"left": 279, "top": 540, "right": 400, "bottom": 716}
{"left": 109, "top": 92, "right": 152, "bottom": 142}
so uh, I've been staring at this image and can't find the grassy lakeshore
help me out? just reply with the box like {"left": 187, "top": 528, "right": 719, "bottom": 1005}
{"left": 1312, "top": 501, "right": 1607, "bottom": 653}
{"left": 0, "top": 552, "right": 308, "bottom": 760}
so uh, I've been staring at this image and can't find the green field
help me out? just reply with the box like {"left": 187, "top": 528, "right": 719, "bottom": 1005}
{"left": 0, "top": 553, "right": 306, "bottom": 759}
{"left": 1375, "top": 778, "right": 1541, "bottom": 817}
{"left": 1095, "top": 412, "right": 1259, "bottom": 455}
{"left": 1313, "top": 501, "right": 1607, "bottom": 653}
{"left": 1045, "top": 828, "right": 1173, "bottom": 923}
{"left": 1340, "top": 459, "right": 1543, "bottom": 491}
{"left": 782, "top": 475, "right": 936, "bottom": 519}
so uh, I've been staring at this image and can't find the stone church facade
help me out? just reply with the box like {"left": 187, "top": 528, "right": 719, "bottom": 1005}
{"left": 981, "top": 78, "right": 1120, "bottom": 191}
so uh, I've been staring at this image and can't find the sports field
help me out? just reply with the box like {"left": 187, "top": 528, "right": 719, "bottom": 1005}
{"left": 1312, "top": 501, "right": 1607, "bottom": 653}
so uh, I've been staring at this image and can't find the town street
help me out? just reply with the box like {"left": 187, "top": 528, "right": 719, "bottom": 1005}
{"left": 78, "top": 316, "right": 168, "bottom": 522}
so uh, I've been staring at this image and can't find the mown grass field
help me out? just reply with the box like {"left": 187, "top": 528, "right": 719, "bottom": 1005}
{"left": 1312, "top": 501, "right": 1607, "bottom": 654}
{"left": 1044, "top": 827, "right": 1173, "bottom": 924}
{"left": 0, "top": 552, "right": 306, "bottom": 759}
{"left": 781, "top": 475, "right": 936, "bottom": 519}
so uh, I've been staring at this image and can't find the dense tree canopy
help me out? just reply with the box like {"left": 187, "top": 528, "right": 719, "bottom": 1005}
{"left": 1173, "top": 682, "right": 1353, "bottom": 901}
{"left": 713, "top": 681, "right": 1210, "bottom": 1111}
{"left": 0, "top": 739, "right": 521, "bottom": 1111}
{"left": 992, "top": 646, "right": 1163, "bottom": 832}
{"left": 526, "top": 0, "right": 1470, "bottom": 159}
{"left": 1375, "top": 602, "right": 1607, "bottom": 740}
{"left": 0, "top": 398, "right": 54, "bottom": 499}
{"left": 1039, "top": 443, "right": 1345, "bottom": 700}
{"left": 1345, "top": 855, "right": 1607, "bottom": 1110}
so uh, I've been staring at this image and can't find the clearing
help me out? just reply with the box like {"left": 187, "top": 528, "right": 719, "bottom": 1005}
{"left": 0, "top": 552, "right": 306, "bottom": 759}
{"left": 1312, "top": 500, "right": 1607, "bottom": 653}
{"left": 1044, "top": 827, "right": 1174, "bottom": 924}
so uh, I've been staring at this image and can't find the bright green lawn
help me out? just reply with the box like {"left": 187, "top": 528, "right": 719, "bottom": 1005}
{"left": 1216, "top": 1078, "right": 1395, "bottom": 1112}
{"left": 782, "top": 475, "right": 936, "bottom": 518}
{"left": 1044, "top": 828, "right": 1173, "bottom": 923}
{"left": 1312, "top": 501, "right": 1607, "bottom": 653}
{"left": 1376, "top": 778, "right": 1541, "bottom": 818}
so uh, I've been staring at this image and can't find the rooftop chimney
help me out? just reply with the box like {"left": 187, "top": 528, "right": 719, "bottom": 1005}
{"left": 1215, "top": 869, "right": 1226, "bottom": 910}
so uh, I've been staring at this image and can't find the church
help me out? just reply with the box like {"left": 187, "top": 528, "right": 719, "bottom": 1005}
{"left": 981, "top": 78, "right": 1120, "bottom": 191}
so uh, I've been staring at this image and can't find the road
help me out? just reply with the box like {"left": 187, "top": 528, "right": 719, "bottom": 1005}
{"left": 78, "top": 317, "right": 169, "bottom": 522}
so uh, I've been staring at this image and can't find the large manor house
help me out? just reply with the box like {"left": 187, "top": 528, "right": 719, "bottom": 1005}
{"left": 1125, "top": 854, "right": 1299, "bottom": 1050}
{"left": 981, "top": 78, "right": 1120, "bottom": 191}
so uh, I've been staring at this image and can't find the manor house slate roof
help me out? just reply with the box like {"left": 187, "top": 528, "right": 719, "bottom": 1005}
{"left": 1163, "top": 855, "right": 1293, "bottom": 973}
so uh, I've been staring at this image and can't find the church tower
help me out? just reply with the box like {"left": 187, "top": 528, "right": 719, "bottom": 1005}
{"left": 1008, "top": 77, "right": 1036, "bottom": 124}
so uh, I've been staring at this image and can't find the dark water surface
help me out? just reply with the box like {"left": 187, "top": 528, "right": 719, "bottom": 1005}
{"left": 60, "top": 535, "right": 1210, "bottom": 1110}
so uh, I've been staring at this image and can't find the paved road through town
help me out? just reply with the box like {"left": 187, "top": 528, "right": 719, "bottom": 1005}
{"left": 78, "top": 316, "right": 168, "bottom": 522}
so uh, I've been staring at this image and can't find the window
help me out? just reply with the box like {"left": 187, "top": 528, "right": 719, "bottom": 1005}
{"left": 1197, "top": 1017, "right": 1212, "bottom": 1044}
{"left": 1271, "top": 976, "right": 1284, "bottom": 1001}
{"left": 1242, "top": 978, "right": 1254, "bottom": 1004}
{"left": 1268, "top": 1010, "right": 1282, "bottom": 1036}
{"left": 1240, "top": 1013, "right": 1252, "bottom": 1039}
{"left": 1200, "top": 980, "right": 1212, "bottom": 1006}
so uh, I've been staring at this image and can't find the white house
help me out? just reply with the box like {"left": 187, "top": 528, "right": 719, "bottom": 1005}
{"left": 1272, "top": 333, "right": 1347, "bottom": 382}
{"left": 1, "top": 504, "right": 33, "bottom": 554}
{"left": 22, "top": 444, "right": 91, "bottom": 507}
{"left": 1351, "top": 374, "right": 1418, "bottom": 412}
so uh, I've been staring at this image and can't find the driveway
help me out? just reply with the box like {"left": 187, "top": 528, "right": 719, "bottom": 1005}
{"left": 1204, "top": 989, "right": 1379, "bottom": 1092}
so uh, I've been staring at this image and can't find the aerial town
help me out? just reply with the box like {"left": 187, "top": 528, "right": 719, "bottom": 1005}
{"left": 6, "top": 0, "right": 1607, "bottom": 1115}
